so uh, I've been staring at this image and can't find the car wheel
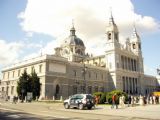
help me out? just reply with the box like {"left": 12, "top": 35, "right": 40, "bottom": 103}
{"left": 64, "top": 103, "right": 70, "bottom": 109}
{"left": 78, "top": 104, "right": 84, "bottom": 110}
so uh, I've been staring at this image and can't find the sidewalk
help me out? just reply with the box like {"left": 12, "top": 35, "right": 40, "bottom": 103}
{"left": 60, "top": 104, "right": 160, "bottom": 119}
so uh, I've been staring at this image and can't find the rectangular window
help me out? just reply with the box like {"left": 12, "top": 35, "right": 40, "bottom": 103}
{"left": 3, "top": 73, "right": 5, "bottom": 79}
{"left": 39, "top": 65, "right": 42, "bottom": 73}
{"left": 96, "top": 73, "right": 97, "bottom": 79}
{"left": 74, "top": 70, "right": 77, "bottom": 77}
{"left": 11, "top": 86, "right": 14, "bottom": 95}
{"left": 6, "top": 86, "right": 9, "bottom": 95}
{"left": 18, "top": 70, "right": 21, "bottom": 77}
{"left": 31, "top": 66, "right": 35, "bottom": 73}
{"left": 8, "top": 72, "right": 10, "bottom": 79}
{"left": 2, "top": 87, "right": 4, "bottom": 91}
{"left": 12, "top": 71, "right": 15, "bottom": 78}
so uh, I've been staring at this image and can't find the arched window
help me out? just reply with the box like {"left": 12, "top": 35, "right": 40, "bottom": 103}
{"left": 56, "top": 84, "right": 60, "bottom": 94}
{"left": 76, "top": 49, "right": 81, "bottom": 54}
{"left": 132, "top": 43, "right": 136, "bottom": 49}
{"left": 108, "top": 33, "right": 111, "bottom": 40}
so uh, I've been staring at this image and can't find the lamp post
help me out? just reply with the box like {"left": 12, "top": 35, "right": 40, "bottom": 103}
{"left": 21, "top": 89, "right": 24, "bottom": 102}
{"left": 157, "top": 68, "right": 160, "bottom": 75}
{"left": 82, "top": 64, "right": 87, "bottom": 94}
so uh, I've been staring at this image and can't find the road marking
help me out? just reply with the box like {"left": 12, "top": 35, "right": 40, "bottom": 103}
{"left": 7, "top": 115, "right": 20, "bottom": 118}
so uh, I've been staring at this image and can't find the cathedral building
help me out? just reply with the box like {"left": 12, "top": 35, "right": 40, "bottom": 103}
{"left": 0, "top": 13, "right": 159, "bottom": 100}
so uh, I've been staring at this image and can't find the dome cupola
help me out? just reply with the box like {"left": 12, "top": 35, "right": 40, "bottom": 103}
{"left": 61, "top": 22, "right": 85, "bottom": 47}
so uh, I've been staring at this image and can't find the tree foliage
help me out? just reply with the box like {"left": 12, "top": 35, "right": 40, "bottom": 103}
{"left": 17, "top": 70, "right": 41, "bottom": 100}
{"left": 106, "top": 90, "right": 127, "bottom": 104}
{"left": 93, "top": 92, "right": 108, "bottom": 104}
{"left": 17, "top": 70, "right": 30, "bottom": 100}
{"left": 30, "top": 70, "right": 41, "bottom": 100}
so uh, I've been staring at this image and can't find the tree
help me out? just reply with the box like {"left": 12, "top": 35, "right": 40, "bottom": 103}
{"left": 17, "top": 70, "right": 30, "bottom": 100}
{"left": 17, "top": 70, "right": 41, "bottom": 101}
{"left": 30, "top": 70, "right": 41, "bottom": 100}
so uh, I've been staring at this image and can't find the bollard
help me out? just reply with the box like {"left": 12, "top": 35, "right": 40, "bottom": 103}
{"left": 60, "top": 96, "right": 63, "bottom": 101}
{"left": 53, "top": 96, "right": 55, "bottom": 101}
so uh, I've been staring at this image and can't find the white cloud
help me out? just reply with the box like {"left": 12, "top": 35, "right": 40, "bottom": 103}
{"left": 18, "top": 0, "right": 160, "bottom": 56}
{"left": 0, "top": 39, "right": 24, "bottom": 65}
{"left": 0, "top": 39, "right": 44, "bottom": 67}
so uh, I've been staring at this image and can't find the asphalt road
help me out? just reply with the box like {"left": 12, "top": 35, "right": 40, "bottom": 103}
{"left": 0, "top": 101, "right": 160, "bottom": 120}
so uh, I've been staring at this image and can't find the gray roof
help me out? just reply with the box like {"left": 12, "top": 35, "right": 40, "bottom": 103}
{"left": 62, "top": 26, "right": 85, "bottom": 47}
{"left": 63, "top": 35, "right": 84, "bottom": 46}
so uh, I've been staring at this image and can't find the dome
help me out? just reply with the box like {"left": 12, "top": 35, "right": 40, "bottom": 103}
{"left": 63, "top": 35, "right": 84, "bottom": 47}
{"left": 61, "top": 25, "right": 85, "bottom": 47}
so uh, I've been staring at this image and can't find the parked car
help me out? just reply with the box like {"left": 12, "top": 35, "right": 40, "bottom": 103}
{"left": 63, "top": 94, "right": 95, "bottom": 110}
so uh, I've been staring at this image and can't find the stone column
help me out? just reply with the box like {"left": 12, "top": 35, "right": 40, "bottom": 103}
{"left": 126, "top": 77, "right": 129, "bottom": 94}
{"left": 132, "top": 78, "right": 134, "bottom": 94}
{"left": 125, "top": 77, "right": 127, "bottom": 93}
{"left": 129, "top": 77, "right": 132, "bottom": 94}
{"left": 133, "top": 78, "right": 135, "bottom": 94}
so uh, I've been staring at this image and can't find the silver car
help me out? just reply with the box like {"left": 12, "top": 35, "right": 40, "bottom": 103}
{"left": 63, "top": 94, "right": 95, "bottom": 110}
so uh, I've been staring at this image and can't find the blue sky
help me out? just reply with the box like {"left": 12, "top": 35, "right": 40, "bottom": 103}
{"left": 0, "top": 0, "right": 160, "bottom": 78}
{"left": 132, "top": 0, "right": 160, "bottom": 75}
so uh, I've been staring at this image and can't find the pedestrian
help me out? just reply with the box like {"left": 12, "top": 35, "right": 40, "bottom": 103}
{"left": 94, "top": 95, "right": 99, "bottom": 107}
{"left": 139, "top": 95, "right": 144, "bottom": 106}
{"left": 127, "top": 95, "right": 131, "bottom": 107}
{"left": 111, "top": 94, "right": 118, "bottom": 109}
{"left": 121, "top": 95, "right": 125, "bottom": 108}
{"left": 131, "top": 96, "right": 134, "bottom": 107}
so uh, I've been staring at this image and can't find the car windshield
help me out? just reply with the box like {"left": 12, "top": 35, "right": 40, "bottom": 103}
{"left": 86, "top": 95, "right": 94, "bottom": 99}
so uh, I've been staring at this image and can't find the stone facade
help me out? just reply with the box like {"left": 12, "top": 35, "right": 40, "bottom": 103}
{"left": 0, "top": 13, "right": 159, "bottom": 100}
{"left": 0, "top": 55, "right": 108, "bottom": 100}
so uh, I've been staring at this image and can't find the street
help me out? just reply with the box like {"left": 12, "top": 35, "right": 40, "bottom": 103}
{"left": 0, "top": 101, "right": 160, "bottom": 120}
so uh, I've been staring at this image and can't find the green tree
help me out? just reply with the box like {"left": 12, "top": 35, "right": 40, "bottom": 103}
{"left": 17, "top": 70, "right": 41, "bottom": 101}
{"left": 30, "top": 70, "right": 41, "bottom": 100}
{"left": 17, "top": 70, "right": 30, "bottom": 100}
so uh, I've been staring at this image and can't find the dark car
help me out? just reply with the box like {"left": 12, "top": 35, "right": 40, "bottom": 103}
{"left": 63, "top": 94, "right": 95, "bottom": 110}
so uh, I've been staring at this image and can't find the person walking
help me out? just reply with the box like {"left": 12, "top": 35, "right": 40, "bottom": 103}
{"left": 111, "top": 94, "right": 118, "bottom": 109}
{"left": 127, "top": 95, "right": 131, "bottom": 107}
{"left": 95, "top": 95, "right": 99, "bottom": 106}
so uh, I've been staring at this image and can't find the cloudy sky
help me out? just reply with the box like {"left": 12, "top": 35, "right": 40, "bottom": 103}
{"left": 0, "top": 0, "right": 160, "bottom": 78}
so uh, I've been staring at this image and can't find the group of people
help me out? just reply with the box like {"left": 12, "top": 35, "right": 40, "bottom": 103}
{"left": 111, "top": 94, "right": 160, "bottom": 109}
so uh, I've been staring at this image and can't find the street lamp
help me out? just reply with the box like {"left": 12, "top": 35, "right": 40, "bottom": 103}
{"left": 21, "top": 89, "right": 25, "bottom": 102}
{"left": 157, "top": 68, "right": 160, "bottom": 75}
{"left": 82, "top": 64, "right": 87, "bottom": 94}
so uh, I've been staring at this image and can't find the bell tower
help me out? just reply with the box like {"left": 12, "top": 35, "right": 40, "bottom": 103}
{"left": 131, "top": 26, "right": 144, "bottom": 73}
{"left": 105, "top": 11, "right": 121, "bottom": 90}
{"left": 105, "top": 11, "right": 121, "bottom": 71}
{"left": 106, "top": 11, "right": 120, "bottom": 50}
